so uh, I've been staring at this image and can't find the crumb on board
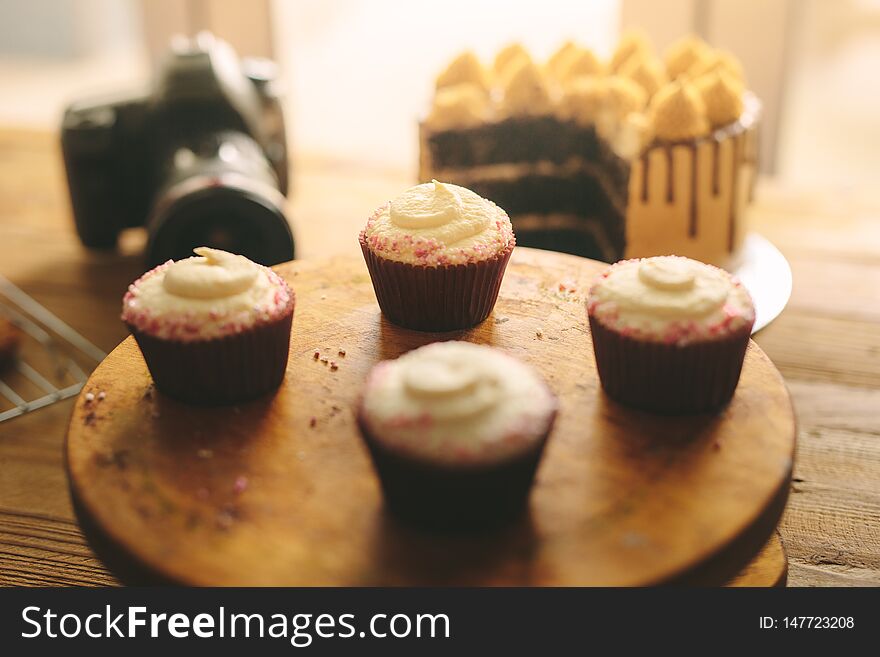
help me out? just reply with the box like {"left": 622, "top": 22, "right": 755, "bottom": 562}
{"left": 320, "top": 357, "right": 329, "bottom": 364}
{"left": 313, "top": 350, "right": 320, "bottom": 359}
{"left": 495, "top": 316, "right": 509, "bottom": 324}
{"left": 309, "top": 416, "right": 317, "bottom": 428}
{"left": 536, "top": 328, "right": 544, "bottom": 338}
{"left": 94, "top": 450, "right": 127, "bottom": 469}
{"left": 330, "top": 361, "right": 338, "bottom": 371}
{"left": 338, "top": 349, "right": 346, "bottom": 357}
{"left": 215, "top": 510, "right": 235, "bottom": 530}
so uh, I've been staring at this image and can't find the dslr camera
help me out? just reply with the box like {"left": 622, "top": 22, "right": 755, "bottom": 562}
{"left": 61, "top": 33, "right": 294, "bottom": 266}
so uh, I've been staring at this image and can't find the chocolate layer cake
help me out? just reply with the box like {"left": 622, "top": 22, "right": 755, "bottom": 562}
{"left": 419, "top": 33, "right": 760, "bottom": 268}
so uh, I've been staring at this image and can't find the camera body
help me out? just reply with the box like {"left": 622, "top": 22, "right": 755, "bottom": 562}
{"left": 61, "top": 33, "right": 294, "bottom": 266}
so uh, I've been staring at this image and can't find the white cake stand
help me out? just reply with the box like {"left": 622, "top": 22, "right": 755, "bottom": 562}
{"left": 734, "top": 233, "right": 793, "bottom": 333}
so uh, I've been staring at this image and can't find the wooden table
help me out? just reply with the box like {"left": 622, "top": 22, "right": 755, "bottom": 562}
{"left": 1, "top": 128, "right": 878, "bottom": 586}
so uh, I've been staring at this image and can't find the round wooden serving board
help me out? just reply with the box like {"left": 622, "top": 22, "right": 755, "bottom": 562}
{"left": 66, "top": 248, "right": 795, "bottom": 586}
{"left": 726, "top": 532, "right": 788, "bottom": 587}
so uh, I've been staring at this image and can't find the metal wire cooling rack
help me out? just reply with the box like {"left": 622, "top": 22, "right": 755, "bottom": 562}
{"left": 0, "top": 274, "right": 105, "bottom": 423}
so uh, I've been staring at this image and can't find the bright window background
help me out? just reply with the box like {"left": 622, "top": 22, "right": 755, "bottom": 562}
{"left": 776, "top": 0, "right": 880, "bottom": 189}
{"left": 0, "top": 0, "right": 878, "bottom": 189}
{"left": 273, "top": 0, "right": 620, "bottom": 171}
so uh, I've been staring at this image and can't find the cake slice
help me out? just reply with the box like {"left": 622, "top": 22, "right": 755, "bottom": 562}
{"left": 419, "top": 34, "right": 760, "bottom": 269}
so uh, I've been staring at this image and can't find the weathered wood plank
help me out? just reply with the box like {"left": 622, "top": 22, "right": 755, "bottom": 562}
{"left": 755, "top": 313, "right": 880, "bottom": 388}
{"left": 775, "top": 380, "right": 880, "bottom": 586}
{"left": 0, "top": 508, "right": 117, "bottom": 586}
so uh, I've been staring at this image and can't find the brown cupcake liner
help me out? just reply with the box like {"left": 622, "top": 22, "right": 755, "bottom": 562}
{"left": 589, "top": 315, "right": 751, "bottom": 414}
{"left": 128, "top": 298, "right": 294, "bottom": 406}
{"left": 359, "top": 232, "right": 514, "bottom": 332}
{"left": 356, "top": 406, "right": 556, "bottom": 531}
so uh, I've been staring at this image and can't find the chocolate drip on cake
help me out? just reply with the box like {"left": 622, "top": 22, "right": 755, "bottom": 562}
{"left": 688, "top": 144, "right": 698, "bottom": 237}
{"left": 640, "top": 153, "right": 650, "bottom": 202}
{"left": 728, "top": 134, "right": 742, "bottom": 252}
{"left": 665, "top": 146, "right": 675, "bottom": 204}
{"left": 746, "top": 129, "right": 759, "bottom": 203}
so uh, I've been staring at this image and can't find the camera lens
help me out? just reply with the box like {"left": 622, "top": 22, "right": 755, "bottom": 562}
{"left": 145, "top": 178, "right": 294, "bottom": 267}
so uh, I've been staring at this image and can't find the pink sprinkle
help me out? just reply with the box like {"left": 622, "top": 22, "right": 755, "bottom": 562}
{"left": 84, "top": 392, "right": 95, "bottom": 403}
{"left": 233, "top": 476, "right": 248, "bottom": 494}
{"left": 313, "top": 350, "right": 320, "bottom": 359}
{"left": 97, "top": 391, "right": 106, "bottom": 401}
{"left": 338, "top": 349, "right": 346, "bottom": 357}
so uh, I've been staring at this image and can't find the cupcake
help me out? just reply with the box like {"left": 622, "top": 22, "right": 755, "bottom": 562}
{"left": 121, "top": 247, "right": 294, "bottom": 405}
{"left": 587, "top": 255, "right": 754, "bottom": 414}
{"left": 356, "top": 341, "right": 557, "bottom": 529}
{"left": 359, "top": 180, "right": 515, "bottom": 331}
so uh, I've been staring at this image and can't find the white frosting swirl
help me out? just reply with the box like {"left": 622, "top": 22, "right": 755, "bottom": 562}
{"left": 163, "top": 247, "right": 258, "bottom": 299}
{"left": 362, "top": 182, "right": 514, "bottom": 266}
{"left": 638, "top": 257, "right": 700, "bottom": 291}
{"left": 401, "top": 347, "right": 501, "bottom": 420}
{"left": 390, "top": 180, "right": 463, "bottom": 229}
{"left": 360, "top": 342, "right": 556, "bottom": 464}
{"left": 588, "top": 256, "right": 754, "bottom": 344}
{"left": 121, "top": 248, "right": 292, "bottom": 342}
